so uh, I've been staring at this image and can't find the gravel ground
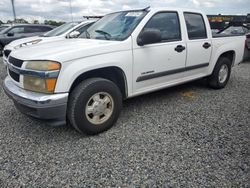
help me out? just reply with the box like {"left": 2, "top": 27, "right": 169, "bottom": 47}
{"left": 0, "top": 57, "right": 249, "bottom": 187}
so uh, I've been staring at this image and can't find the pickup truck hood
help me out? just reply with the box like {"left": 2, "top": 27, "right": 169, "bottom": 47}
{"left": 11, "top": 38, "right": 126, "bottom": 62}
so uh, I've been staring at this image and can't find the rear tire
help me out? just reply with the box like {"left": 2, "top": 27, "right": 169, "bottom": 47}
{"left": 208, "top": 57, "right": 232, "bottom": 89}
{"left": 67, "top": 78, "right": 122, "bottom": 135}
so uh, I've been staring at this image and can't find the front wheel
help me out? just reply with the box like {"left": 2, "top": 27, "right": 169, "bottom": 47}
{"left": 208, "top": 57, "right": 232, "bottom": 89}
{"left": 67, "top": 78, "right": 122, "bottom": 135}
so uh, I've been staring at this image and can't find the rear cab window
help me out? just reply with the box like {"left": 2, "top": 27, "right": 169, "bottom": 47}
{"left": 142, "top": 12, "right": 182, "bottom": 42}
{"left": 184, "top": 12, "right": 207, "bottom": 40}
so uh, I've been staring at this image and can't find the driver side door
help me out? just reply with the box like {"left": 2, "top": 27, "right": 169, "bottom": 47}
{"left": 132, "top": 12, "right": 186, "bottom": 94}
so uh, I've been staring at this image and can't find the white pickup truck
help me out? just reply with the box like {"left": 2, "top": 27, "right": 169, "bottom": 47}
{"left": 3, "top": 8, "right": 245, "bottom": 135}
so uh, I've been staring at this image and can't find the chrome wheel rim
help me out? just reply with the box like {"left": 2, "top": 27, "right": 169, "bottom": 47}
{"left": 85, "top": 92, "right": 114, "bottom": 125}
{"left": 218, "top": 64, "right": 229, "bottom": 84}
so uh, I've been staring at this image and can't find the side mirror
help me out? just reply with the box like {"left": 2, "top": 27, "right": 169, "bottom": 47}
{"left": 7, "top": 32, "right": 14, "bottom": 37}
{"left": 137, "top": 29, "right": 161, "bottom": 46}
{"left": 67, "top": 31, "right": 80, "bottom": 38}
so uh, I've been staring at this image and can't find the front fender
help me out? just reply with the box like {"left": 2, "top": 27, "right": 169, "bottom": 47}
{"left": 55, "top": 50, "right": 133, "bottom": 96}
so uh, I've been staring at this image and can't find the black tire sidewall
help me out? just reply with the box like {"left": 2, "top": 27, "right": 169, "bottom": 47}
{"left": 210, "top": 57, "right": 232, "bottom": 88}
{"left": 69, "top": 78, "right": 122, "bottom": 135}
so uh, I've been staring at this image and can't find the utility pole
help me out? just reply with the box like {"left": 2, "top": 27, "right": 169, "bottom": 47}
{"left": 11, "top": 0, "right": 16, "bottom": 23}
{"left": 69, "top": 0, "right": 73, "bottom": 22}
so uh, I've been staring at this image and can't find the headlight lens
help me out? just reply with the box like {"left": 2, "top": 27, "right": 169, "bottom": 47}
{"left": 23, "top": 76, "right": 57, "bottom": 93}
{"left": 25, "top": 60, "right": 61, "bottom": 71}
{"left": 23, "top": 61, "right": 61, "bottom": 93}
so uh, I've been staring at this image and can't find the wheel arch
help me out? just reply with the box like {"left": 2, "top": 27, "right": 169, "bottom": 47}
{"left": 69, "top": 66, "right": 128, "bottom": 99}
{"left": 217, "top": 50, "right": 236, "bottom": 66}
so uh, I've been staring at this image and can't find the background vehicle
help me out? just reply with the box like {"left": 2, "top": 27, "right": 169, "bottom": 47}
{"left": 0, "top": 25, "right": 11, "bottom": 32}
{"left": 218, "top": 26, "right": 250, "bottom": 60}
{"left": 3, "top": 8, "right": 245, "bottom": 135}
{"left": 2, "top": 20, "right": 96, "bottom": 63}
{"left": 0, "top": 24, "right": 53, "bottom": 56}
{"left": 208, "top": 14, "right": 250, "bottom": 30}
{"left": 208, "top": 14, "right": 250, "bottom": 61}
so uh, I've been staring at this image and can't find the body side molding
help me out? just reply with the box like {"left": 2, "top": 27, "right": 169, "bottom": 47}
{"left": 136, "top": 63, "right": 209, "bottom": 82}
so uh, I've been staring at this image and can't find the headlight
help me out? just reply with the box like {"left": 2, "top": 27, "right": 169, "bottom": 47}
{"left": 23, "top": 61, "right": 61, "bottom": 93}
{"left": 14, "top": 39, "right": 42, "bottom": 49}
{"left": 25, "top": 60, "right": 61, "bottom": 71}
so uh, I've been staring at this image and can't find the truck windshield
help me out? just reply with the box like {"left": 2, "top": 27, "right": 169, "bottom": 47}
{"left": 43, "top": 22, "right": 79, "bottom": 37}
{"left": 79, "top": 10, "right": 147, "bottom": 41}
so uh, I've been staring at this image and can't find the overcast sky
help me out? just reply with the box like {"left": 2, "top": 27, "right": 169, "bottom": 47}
{"left": 0, "top": 0, "right": 250, "bottom": 23}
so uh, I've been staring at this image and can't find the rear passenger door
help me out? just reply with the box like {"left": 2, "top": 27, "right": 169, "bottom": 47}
{"left": 184, "top": 12, "right": 212, "bottom": 68}
{"left": 133, "top": 12, "right": 186, "bottom": 93}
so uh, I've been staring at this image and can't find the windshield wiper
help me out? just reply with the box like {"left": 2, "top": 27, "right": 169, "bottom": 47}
{"left": 95, "top": 30, "right": 111, "bottom": 40}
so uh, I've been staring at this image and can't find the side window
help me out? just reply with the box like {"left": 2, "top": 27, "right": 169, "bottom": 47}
{"left": 25, "top": 26, "right": 45, "bottom": 33}
{"left": 9, "top": 27, "right": 24, "bottom": 34}
{"left": 142, "top": 12, "right": 181, "bottom": 42}
{"left": 184, "top": 13, "right": 207, "bottom": 39}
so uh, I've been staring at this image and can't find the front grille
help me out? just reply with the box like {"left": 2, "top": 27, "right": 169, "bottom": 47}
{"left": 9, "top": 56, "right": 23, "bottom": 68}
{"left": 4, "top": 50, "right": 11, "bottom": 58}
{"left": 8, "top": 56, "right": 23, "bottom": 83}
{"left": 8, "top": 69, "right": 20, "bottom": 82}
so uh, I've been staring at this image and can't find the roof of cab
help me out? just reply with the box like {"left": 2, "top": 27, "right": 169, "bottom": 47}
{"left": 148, "top": 7, "right": 204, "bottom": 14}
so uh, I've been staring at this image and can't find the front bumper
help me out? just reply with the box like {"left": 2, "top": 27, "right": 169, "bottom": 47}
{"left": 3, "top": 76, "right": 69, "bottom": 123}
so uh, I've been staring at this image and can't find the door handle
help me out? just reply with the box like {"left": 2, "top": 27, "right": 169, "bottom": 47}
{"left": 175, "top": 45, "right": 186, "bottom": 53}
{"left": 203, "top": 42, "right": 211, "bottom": 49}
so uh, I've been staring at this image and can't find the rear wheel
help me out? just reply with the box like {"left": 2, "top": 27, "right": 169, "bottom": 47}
{"left": 208, "top": 57, "right": 232, "bottom": 89}
{"left": 67, "top": 78, "right": 122, "bottom": 135}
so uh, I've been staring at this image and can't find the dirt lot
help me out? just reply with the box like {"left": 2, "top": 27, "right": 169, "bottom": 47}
{"left": 0, "top": 57, "right": 249, "bottom": 187}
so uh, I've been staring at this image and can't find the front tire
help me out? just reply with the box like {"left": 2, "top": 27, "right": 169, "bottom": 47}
{"left": 67, "top": 78, "right": 122, "bottom": 135}
{"left": 0, "top": 44, "right": 3, "bottom": 57}
{"left": 208, "top": 57, "right": 232, "bottom": 89}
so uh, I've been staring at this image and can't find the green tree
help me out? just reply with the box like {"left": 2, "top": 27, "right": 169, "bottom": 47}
{"left": 15, "top": 18, "right": 28, "bottom": 23}
{"left": 44, "top": 20, "right": 65, "bottom": 26}
{"left": 33, "top": 20, "right": 39, "bottom": 24}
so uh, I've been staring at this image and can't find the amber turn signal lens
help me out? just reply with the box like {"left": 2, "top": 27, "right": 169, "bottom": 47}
{"left": 45, "top": 78, "right": 57, "bottom": 92}
{"left": 48, "top": 61, "right": 61, "bottom": 70}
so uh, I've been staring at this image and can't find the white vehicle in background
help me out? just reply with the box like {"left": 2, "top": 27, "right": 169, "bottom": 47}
{"left": 2, "top": 20, "right": 96, "bottom": 65}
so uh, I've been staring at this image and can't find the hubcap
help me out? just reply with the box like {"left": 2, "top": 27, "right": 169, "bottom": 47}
{"left": 85, "top": 92, "right": 114, "bottom": 125}
{"left": 218, "top": 64, "right": 229, "bottom": 84}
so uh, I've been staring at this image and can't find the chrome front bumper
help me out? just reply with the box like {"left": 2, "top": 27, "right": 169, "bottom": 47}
{"left": 3, "top": 76, "right": 69, "bottom": 122}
